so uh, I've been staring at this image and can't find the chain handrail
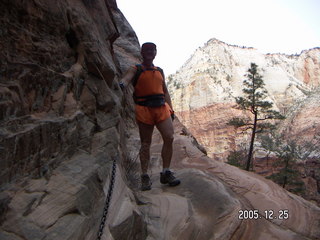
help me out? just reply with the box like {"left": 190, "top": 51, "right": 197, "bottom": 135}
{"left": 97, "top": 157, "right": 117, "bottom": 240}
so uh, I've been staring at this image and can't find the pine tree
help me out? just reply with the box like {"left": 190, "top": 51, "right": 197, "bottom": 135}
{"left": 228, "top": 63, "right": 285, "bottom": 171}
{"left": 227, "top": 149, "right": 247, "bottom": 170}
{"left": 260, "top": 135, "right": 305, "bottom": 194}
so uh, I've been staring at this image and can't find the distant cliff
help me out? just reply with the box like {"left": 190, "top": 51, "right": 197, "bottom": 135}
{"left": 168, "top": 38, "right": 320, "bottom": 158}
{"left": 169, "top": 38, "right": 319, "bottom": 113}
{"left": 168, "top": 38, "right": 320, "bottom": 205}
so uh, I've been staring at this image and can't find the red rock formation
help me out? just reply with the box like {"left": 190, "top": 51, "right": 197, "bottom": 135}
{"left": 169, "top": 39, "right": 320, "bottom": 161}
{"left": 0, "top": 0, "right": 141, "bottom": 239}
{"left": 169, "top": 38, "right": 320, "bottom": 208}
{"left": 178, "top": 102, "right": 250, "bottom": 160}
{"left": 300, "top": 49, "right": 320, "bottom": 87}
{"left": 129, "top": 119, "right": 320, "bottom": 240}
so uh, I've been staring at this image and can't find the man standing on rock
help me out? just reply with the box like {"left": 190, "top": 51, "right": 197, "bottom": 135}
{"left": 119, "top": 42, "right": 180, "bottom": 191}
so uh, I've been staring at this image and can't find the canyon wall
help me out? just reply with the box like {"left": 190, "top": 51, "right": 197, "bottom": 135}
{"left": 0, "top": 0, "right": 142, "bottom": 239}
{"left": 168, "top": 38, "right": 320, "bottom": 205}
{"left": 1, "top": 2, "right": 320, "bottom": 240}
{"left": 168, "top": 38, "right": 320, "bottom": 160}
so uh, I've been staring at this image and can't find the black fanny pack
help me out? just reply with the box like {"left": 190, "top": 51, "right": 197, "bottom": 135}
{"left": 134, "top": 94, "right": 165, "bottom": 107}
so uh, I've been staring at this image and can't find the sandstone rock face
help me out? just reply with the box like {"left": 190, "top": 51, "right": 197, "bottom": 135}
{"left": 0, "top": 0, "right": 141, "bottom": 239}
{"left": 0, "top": 0, "right": 138, "bottom": 185}
{"left": 169, "top": 38, "right": 319, "bottom": 112}
{"left": 167, "top": 38, "right": 320, "bottom": 206}
{"left": 128, "top": 119, "right": 320, "bottom": 240}
{"left": 280, "top": 89, "right": 320, "bottom": 143}
{"left": 1, "top": 1, "right": 320, "bottom": 240}
{"left": 168, "top": 38, "right": 320, "bottom": 159}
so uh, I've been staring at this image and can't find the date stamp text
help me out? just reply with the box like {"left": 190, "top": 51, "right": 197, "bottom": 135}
{"left": 238, "top": 209, "right": 289, "bottom": 220}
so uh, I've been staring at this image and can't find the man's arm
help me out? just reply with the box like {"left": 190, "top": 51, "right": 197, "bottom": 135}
{"left": 163, "top": 82, "right": 173, "bottom": 110}
{"left": 119, "top": 66, "right": 137, "bottom": 89}
{"left": 163, "top": 82, "right": 175, "bottom": 120}
{"left": 162, "top": 75, "right": 175, "bottom": 111}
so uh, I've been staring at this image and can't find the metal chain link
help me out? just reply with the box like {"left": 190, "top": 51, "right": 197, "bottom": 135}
{"left": 97, "top": 157, "right": 117, "bottom": 240}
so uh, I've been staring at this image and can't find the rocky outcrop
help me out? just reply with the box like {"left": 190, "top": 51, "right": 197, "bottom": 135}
{"left": 168, "top": 38, "right": 320, "bottom": 113}
{"left": 0, "top": 0, "right": 141, "bottom": 239}
{"left": 167, "top": 38, "right": 320, "bottom": 206}
{"left": 128, "top": 119, "right": 320, "bottom": 240}
{"left": 168, "top": 38, "right": 320, "bottom": 158}
{"left": 1, "top": 1, "right": 320, "bottom": 240}
{"left": 280, "top": 89, "right": 320, "bottom": 143}
{"left": 0, "top": 0, "right": 138, "bottom": 185}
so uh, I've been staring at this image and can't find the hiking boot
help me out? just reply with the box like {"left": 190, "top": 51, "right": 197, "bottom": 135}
{"left": 141, "top": 174, "right": 152, "bottom": 191}
{"left": 160, "top": 170, "right": 181, "bottom": 186}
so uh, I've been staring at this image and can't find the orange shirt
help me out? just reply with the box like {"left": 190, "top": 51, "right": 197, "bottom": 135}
{"left": 134, "top": 66, "right": 164, "bottom": 97}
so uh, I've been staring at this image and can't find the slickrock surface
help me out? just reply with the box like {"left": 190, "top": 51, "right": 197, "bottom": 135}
{"left": 2, "top": 118, "right": 320, "bottom": 240}
{"left": 121, "top": 119, "right": 320, "bottom": 240}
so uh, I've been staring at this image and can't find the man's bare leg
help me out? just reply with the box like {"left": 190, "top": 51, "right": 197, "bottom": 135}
{"left": 156, "top": 117, "right": 180, "bottom": 186}
{"left": 137, "top": 121, "right": 154, "bottom": 174}
{"left": 156, "top": 117, "right": 174, "bottom": 169}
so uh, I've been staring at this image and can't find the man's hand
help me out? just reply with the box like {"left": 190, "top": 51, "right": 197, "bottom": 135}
{"left": 119, "top": 82, "right": 125, "bottom": 90}
{"left": 171, "top": 113, "right": 175, "bottom": 121}
{"left": 119, "top": 66, "right": 137, "bottom": 90}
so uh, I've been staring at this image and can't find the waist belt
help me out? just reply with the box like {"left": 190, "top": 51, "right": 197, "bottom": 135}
{"left": 134, "top": 94, "right": 165, "bottom": 107}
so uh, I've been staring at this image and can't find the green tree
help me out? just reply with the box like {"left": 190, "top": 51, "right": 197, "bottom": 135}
{"left": 228, "top": 63, "right": 285, "bottom": 171}
{"left": 260, "top": 133, "right": 320, "bottom": 194}
{"left": 260, "top": 135, "right": 305, "bottom": 194}
{"left": 227, "top": 149, "right": 247, "bottom": 170}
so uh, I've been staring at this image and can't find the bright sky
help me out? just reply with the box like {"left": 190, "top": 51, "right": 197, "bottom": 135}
{"left": 117, "top": 0, "right": 320, "bottom": 75}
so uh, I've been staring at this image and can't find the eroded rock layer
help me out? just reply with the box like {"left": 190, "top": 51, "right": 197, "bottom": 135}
{"left": 168, "top": 38, "right": 320, "bottom": 159}
{"left": 168, "top": 38, "right": 320, "bottom": 206}
{"left": 0, "top": 0, "right": 141, "bottom": 239}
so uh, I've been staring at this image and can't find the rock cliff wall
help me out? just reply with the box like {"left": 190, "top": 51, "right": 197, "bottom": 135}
{"left": 168, "top": 38, "right": 320, "bottom": 160}
{"left": 168, "top": 38, "right": 320, "bottom": 206}
{"left": 1, "top": 2, "right": 320, "bottom": 240}
{"left": 0, "top": 0, "right": 141, "bottom": 239}
{"left": 0, "top": 0, "right": 140, "bottom": 185}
